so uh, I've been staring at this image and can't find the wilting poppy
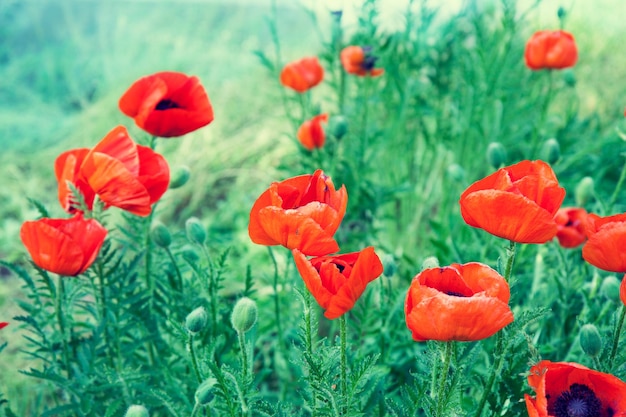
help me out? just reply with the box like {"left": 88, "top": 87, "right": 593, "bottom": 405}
{"left": 297, "top": 114, "right": 328, "bottom": 150}
{"left": 405, "top": 263, "right": 513, "bottom": 342}
{"left": 459, "top": 160, "right": 565, "bottom": 244}
{"left": 525, "top": 30, "right": 578, "bottom": 70}
{"left": 20, "top": 214, "right": 107, "bottom": 276}
{"left": 554, "top": 207, "right": 588, "bottom": 248}
{"left": 292, "top": 247, "right": 383, "bottom": 319}
{"left": 340, "top": 46, "right": 384, "bottom": 77}
{"left": 582, "top": 213, "right": 626, "bottom": 273}
{"left": 525, "top": 360, "right": 626, "bottom": 417}
{"left": 248, "top": 169, "right": 347, "bottom": 256}
{"left": 280, "top": 57, "right": 324, "bottom": 93}
{"left": 119, "top": 71, "right": 214, "bottom": 137}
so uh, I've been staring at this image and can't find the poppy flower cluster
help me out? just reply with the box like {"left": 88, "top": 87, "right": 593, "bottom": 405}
{"left": 524, "top": 30, "right": 578, "bottom": 71}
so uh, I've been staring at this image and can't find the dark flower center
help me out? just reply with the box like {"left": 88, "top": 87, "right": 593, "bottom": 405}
{"left": 361, "top": 55, "right": 379, "bottom": 71}
{"left": 552, "top": 384, "right": 601, "bottom": 417}
{"left": 445, "top": 291, "right": 467, "bottom": 297}
{"left": 155, "top": 99, "right": 180, "bottom": 110}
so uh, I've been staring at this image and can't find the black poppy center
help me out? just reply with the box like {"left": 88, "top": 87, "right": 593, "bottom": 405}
{"left": 552, "top": 384, "right": 601, "bottom": 417}
{"left": 155, "top": 99, "right": 181, "bottom": 110}
{"left": 445, "top": 291, "right": 467, "bottom": 297}
{"left": 361, "top": 55, "right": 379, "bottom": 71}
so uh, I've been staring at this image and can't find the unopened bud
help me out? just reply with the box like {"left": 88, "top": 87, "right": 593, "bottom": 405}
{"left": 150, "top": 222, "right": 172, "bottom": 248}
{"left": 231, "top": 297, "right": 258, "bottom": 333}
{"left": 562, "top": 69, "right": 576, "bottom": 87}
{"left": 186, "top": 217, "right": 206, "bottom": 245}
{"left": 421, "top": 256, "right": 439, "bottom": 271}
{"left": 329, "top": 115, "right": 348, "bottom": 139}
{"left": 186, "top": 307, "right": 208, "bottom": 334}
{"left": 382, "top": 254, "right": 397, "bottom": 277}
{"left": 486, "top": 142, "right": 506, "bottom": 169}
{"left": 181, "top": 245, "right": 200, "bottom": 264}
{"left": 601, "top": 275, "right": 621, "bottom": 304}
{"left": 446, "top": 163, "right": 465, "bottom": 182}
{"left": 557, "top": 6, "right": 566, "bottom": 20}
{"left": 125, "top": 405, "right": 149, "bottom": 417}
{"left": 579, "top": 324, "right": 602, "bottom": 358}
{"left": 575, "top": 176, "right": 594, "bottom": 206}
{"left": 540, "top": 138, "right": 560, "bottom": 165}
{"left": 195, "top": 378, "right": 218, "bottom": 405}
{"left": 169, "top": 166, "right": 191, "bottom": 189}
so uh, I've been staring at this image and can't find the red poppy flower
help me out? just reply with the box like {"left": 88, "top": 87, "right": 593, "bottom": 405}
{"left": 119, "top": 71, "right": 214, "bottom": 137}
{"left": 297, "top": 114, "right": 328, "bottom": 150}
{"left": 525, "top": 30, "right": 578, "bottom": 70}
{"left": 582, "top": 213, "right": 626, "bottom": 273}
{"left": 525, "top": 360, "right": 626, "bottom": 417}
{"left": 20, "top": 214, "right": 107, "bottom": 276}
{"left": 293, "top": 247, "right": 383, "bottom": 319}
{"left": 340, "top": 46, "right": 384, "bottom": 77}
{"left": 459, "top": 160, "right": 565, "bottom": 243}
{"left": 405, "top": 263, "right": 513, "bottom": 342}
{"left": 248, "top": 169, "right": 347, "bottom": 256}
{"left": 279, "top": 57, "right": 324, "bottom": 93}
{"left": 554, "top": 207, "right": 588, "bottom": 248}
{"left": 55, "top": 148, "right": 96, "bottom": 213}
{"left": 0, "top": 322, "right": 8, "bottom": 330}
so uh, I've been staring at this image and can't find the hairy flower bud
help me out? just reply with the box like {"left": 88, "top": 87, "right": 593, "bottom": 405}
{"left": 125, "top": 405, "right": 149, "bottom": 417}
{"left": 421, "top": 256, "right": 439, "bottom": 271}
{"left": 186, "top": 307, "right": 208, "bottom": 334}
{"left": 231, "top": 297, "right": 258, "bottom": 333}
{"left": 169, "top": 165, "right": 191, "bottom": 189}
{"left": 181, "top": 245, "right": 200, "bottom": 264}
{"left": 540, "top": 138, "right": 560, "bottom": 165}
{"left": 382, "top": 254, "right": 397, "bottom": 277}
{"left": 575, "top": 176, "right": 594, "bottom": 206}
{"left": 601, "top": 275, "right": 621, "bottom": 303}
{"left": 329, "top": 115, "right": 348, "bottom": 139}
{"left": 195, "top": 378, "right": 218, "bottom": 405}
{"left": 151, "top": 222, "right": 172, "bottom": 248}
{"left": 579, "top": 324, "right": 602, "bottom": 358}
{"left": 486, "top": 142, "right": 507, "bottom": 169}
{"left": 186, "top": 217, "right": 206, "bottom": 245}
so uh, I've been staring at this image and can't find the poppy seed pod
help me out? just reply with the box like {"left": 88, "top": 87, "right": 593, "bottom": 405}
{"left": 231, "top": 297, "right": 258, "bottom": 333}
{"left": 185, "top": 307, "right": 208, "bottom": 334}
{"left": 169, "top": 166, "right": 191, "bottom": 189}
{"left": 600, "top": 275, "right": 621, "bottom": 303}
{"left": 579, "top": 324, "right": 602, "bottom": 358}
{"left": 125, "top": 405, "right": 149, "bottom": 417}
{"left": 575, "top": 176, "right": 594, "bottom": 207}
{"left": 150, "top": 222, "right": 172, "bottom": 248}
{"left": 540, "top": 138, "right": 561, "bottom": 165}
{"left": 186, "top": 217, "right": 206, "bottom": 245}
{"left": 195, "top": 378, "right": 218, "bottom": 405}
{"left": 486, "top": 142, "right": 507, "bottom": 169}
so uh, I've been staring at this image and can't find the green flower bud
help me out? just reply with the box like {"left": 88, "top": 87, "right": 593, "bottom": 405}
{"left": 181, "top": 245, "right": 200, "bottom": 264}
{"left": 601, "top": 275, "right": 621, "bottom": 303}
{"left": 579, "top": 324, "right": 602, "bottom": 358}
{"left": 540, "top": 138, "right": 560, "bottom": 165}
{"left": 486, "top": 142, "right": 507, "bottom": 169}
{"left": 557, "top": 6, "right": 566, "bottom": 20}
{"left": 195, "top": 378, "right": 218, "bottom": 405}
{"left": 446, "top": 163, "right": 465, "bottom": 182}
{"left": 185, "top": 307, "right": 208, "bottom": 334}
{"left": 382, "top": 254, "right": 397, "bottom": 277}
{"left": 125, "top": 405, "right": 149, "bottom": 417}
{"left": 186, "top": 217, "right": 206, "bottom": 245}
{"left": 150, "top": 222, "right": 172, "bottom": 248}
{"left": 231, "top": 297, "right": 258, "bottom": 333}
{"left": 421, "top": 256, "right": 439, "bottom": 271}
{"left": 329, "top": 115, "right": 348, "bottom": 139}
{"left": 575, "top": 176, "right": 594, "bottom": 206}
{"left": 169, "top": 165, "right": 191, "bottom": 189}
{"left": 562, "top": 69, "right": 576, "bottom": 87}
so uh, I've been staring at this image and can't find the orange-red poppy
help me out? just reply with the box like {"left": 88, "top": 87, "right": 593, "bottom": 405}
{"left": 459, "top": 160, "right": 565, "bottom": 243}
{"left": 582, "top": 213, "right": 626, "bottom": 273}
{"left": 292, "top": 247, "right": 383, "bottom": 319}
{"left": 119, "top": 71, "right": 214, "bottom": 138}
{"left": 525, "top": 360, "right": 626, "bottom": 417}
{"left": 248, "top": 169, "right": 347, "bottom": 256}
{"left": 20, "top": 214, "right": 107, "bottom": 276}
{"left": 554, "top": 207, "right": 588, "bottom": 248}
{"left": 280, "top": 57, "right": 324, "bottom": 93}
{"left": 0, "top": 322, "right": 7, "bottom": 330}
{"left": 525, "top": 30, "right": 578, "bottom": 70}
{"left": 405, "top": 262, "right": 513, "bottom": 342}
{"left": 297, "top": 114, "right": 328, "bottom": 150}
{"left": 340, "top": 46, "right": 384, "bottom": 77}
{"left": 55, "top": 148, "right": 96, "bottom": 213}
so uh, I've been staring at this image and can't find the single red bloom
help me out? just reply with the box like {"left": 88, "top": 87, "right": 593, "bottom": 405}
{"left": 297, "top": 114, "right": 328, "bottom": 150}
{"left": 292, "top": 247, "right": 383, "bottom": 319}
{"left": 525, "top": 361, "right": 626, "bottom": 416}
{"left": 459, "top": 160, "right": 565, "bottom": 243}
{"left": 554, "top": 207, "right": 588, "bottom": 248}
{"left": 525, "top": 30, "right": 578, "bottom": 70}
{"left": 0, "top": 322, "right": 8, "bottom": 330}
{"left": 582, "top": 213, "right": 626, "bottom": 273}
{"left": 405, "top": 263, "right": 513, "bottom": 342}
{"left": 248, "top": 169, "right": 347, "bottom": 256}
{"left": 280, "top": 57, "right": 324, "bottom": 93}
{"left": 340, "top": 46, "right": 384, "bottom": 77}
{"left": 119, "top": 71, "right": 214, "bottom": 137}
{"left": 20, "top": 214, "right": 107, "bottom": 276}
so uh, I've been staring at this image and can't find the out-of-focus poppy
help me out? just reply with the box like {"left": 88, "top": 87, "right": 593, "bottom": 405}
{"left": 340, "top": 46, "right": 384, "bottom": 77}
{"left": 582, "top": 213, "right": 626, "bottom": 273}
{"left": 292, "top": 247, "right": 383, "bottom": 319}
{"left": 248, "top": 169, "right": 347, "bottom": 256}
{"left": 280, "top": 57, "right": 324, "bottom": 93}
{"left": 20, "top": 214, "right": 107, "bottom": 276}
{"left": 297, "top": 114, "right": 328, "bottom": 150}
{"left": 459, "top": 160, "right": 565, "bottom": 244}
{"left": 524, "top": 30, "right": 578, "bottom": 70}
{"left": 554, "top": 207, "right": 588, "bottom": 248}
{"left": 119, "top": 71, "right": 214, "bottom": 138}
{"left": 405, "top": 262, "right": 513, "bottom": 342}
{"left": 0, "top": 322, "right": 8, "bottom": 330}
{"left": 55, "top": 148, "right": 96, "bottom": 213}
{"left": 525, "top": 360, "right": 626, "bottom": 417}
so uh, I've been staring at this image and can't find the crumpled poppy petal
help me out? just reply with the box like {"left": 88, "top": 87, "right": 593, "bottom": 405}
{"left": 89, "top": 125, "right": 139, "bottom": 176}
{"left": 54, "top": 148, "right": 94, "bottom": 212}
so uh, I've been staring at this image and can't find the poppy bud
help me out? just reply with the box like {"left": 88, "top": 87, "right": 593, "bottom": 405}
{"left": 486, "top": 142, "right": 507, "bottom": 169}
{"left": 562, "top": 69, "right": 576, "bottom": 87}
{"left": 601, "top": 275, "right": 621, "bottom": 303}
{"left": 579, "top": 324, "right": 602, "bottom": 358}
{"left": 446, "top": 163, "right": 465, "bottom": 182}
{"left": 151, "top": 222, "right": 172, "bottom": 248}
{"left": 169, "top": 166, "right": 191, "bottom": 189}
{"left": 231, "top": 297, "right": 258, "bottom": 333}
{"left": 575, "top": 176, "right": 594, "bottom": 206}
{"left": 540, "top": 138, "right": 560, "bottom": 165}
{"left": 329, "top": 115, "right": 348, "bottom": 139}
{"left": 195, "top": 378, "right": 218, "bottom": 405}
{"left": 181, "top": 245, "right": 200, "bottom": 264}
{"left": 186, "top": 217, "right": 206, "bottom": 245}
{"left": 382, "top": 253, "right": 397, "bottom": 277}
{"left": 421, "top": 256, "right": 439, "bottom": 270}
{"left": 557, "top": 6, "right": 566, "bottom": 20}
{"left": 185, "top": 307, "right": 208, "bottom": 334}
{"left": 125, "top": 405, "right": 149, "bottom": 417}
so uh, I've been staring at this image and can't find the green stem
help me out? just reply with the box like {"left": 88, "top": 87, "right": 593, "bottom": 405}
{"left": 188, "top": 332, "right": 203, "bottom": 384}
{"left": 56, "top": 276, "right": 72, "bottom": 378}
{"left": 609, "top": 156, "right": 626, "bottom": 211}
{"left": 190, "top": 403, "right": 200, "bottom": 417}
{"left": 435, "top": 342, "right": 454, "bottom": 417}
{"left": 608, "top": 306, "right": 626, "bottom": 370}
{"left": 268, "top": 248, "right": 283, "bottom": 345}
{"left": 200, "top": 245, "right": 218, "bottom": 339}
{"left": 340, "top": 315, "right": 348, "bottom": 416}
{"left": 238, "top": 330, "right": 249, "bottom": 387}
{"left": 473, "top": 332, "right": 506, "bottom": 417}
{"left": 531, "top": 69, "right": 553, "bottom": 157}
{"left": 165, "top": 247, "right": 184, "bottom": 291}
{"left": 304, "top": 291, "right": 318, "bottom": 417}
{"left": 503, "top": 241, "right": 517, "bottom": 282}
{"left": 95, "top": 260, "right": 113, "bottom": 367}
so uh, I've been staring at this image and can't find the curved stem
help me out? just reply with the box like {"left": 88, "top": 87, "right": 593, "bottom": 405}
{"left": 435, "top": 341, "right": 454, "bottom": 417}
{"left": 188, "top": 332, "right": 203, "bottom": 384}
{"left": 609, "top": 306, "right": 626, "bottom": 370}
{"left": 190, "top": 403, "right": 200, "bottom": 417}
